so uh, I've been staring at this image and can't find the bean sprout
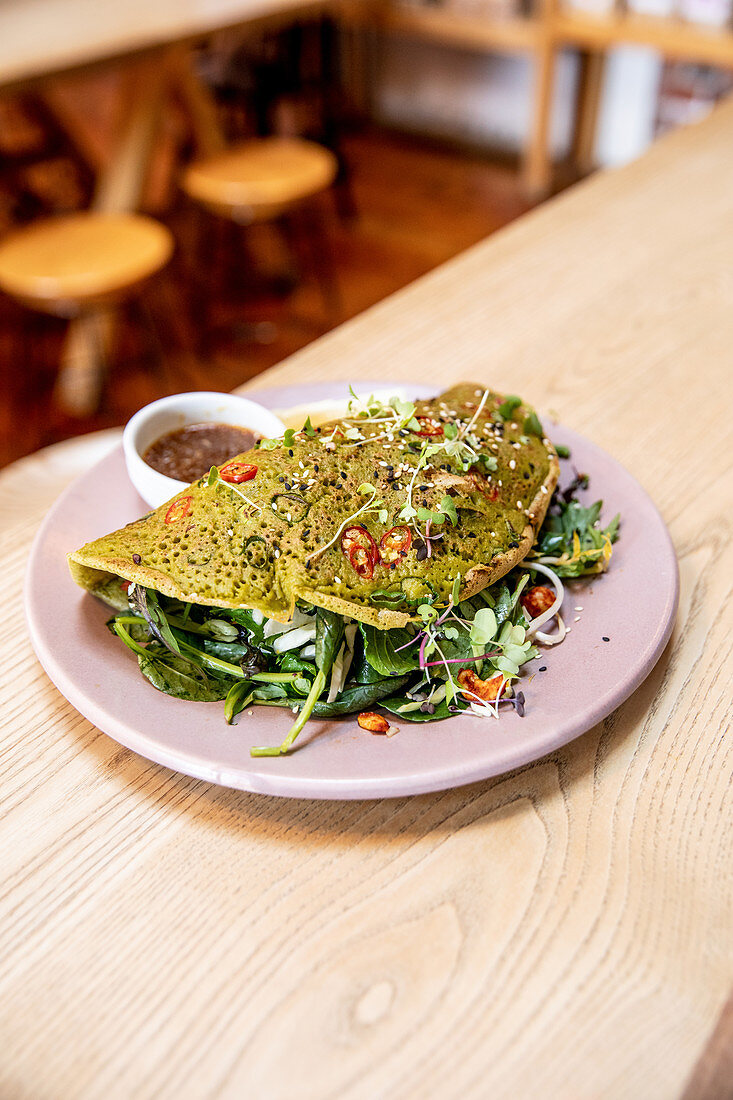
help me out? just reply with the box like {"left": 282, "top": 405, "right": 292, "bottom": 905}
{"left": 523, "top": 561, "right": 565, "bottom": 636}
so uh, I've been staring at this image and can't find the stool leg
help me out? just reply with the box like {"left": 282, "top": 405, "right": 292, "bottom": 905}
{"left": 293, "top": 198, "right": 342, "bottom": 325}
{"left": 131, "top": 295, "right": 169, "bottom": 383}
{"left": 52, "top": 310, "right": 111, "bottom": 416}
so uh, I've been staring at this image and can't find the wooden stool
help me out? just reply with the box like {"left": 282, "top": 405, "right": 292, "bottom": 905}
{"left": 0, "top": 212, "right": 173, "bottom": 411}
{"left": 180, "top": 137, "right": 339, "bottom": 341}
{"left": 181, "top": 137, "right": 337, "bottom": 224}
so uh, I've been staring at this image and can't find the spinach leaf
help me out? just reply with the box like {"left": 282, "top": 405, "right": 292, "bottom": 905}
{"left": 225, "top": 681, "right": 255, "bottom": 724}
{"left": 215, "top": 608, "right": 266, "bottom": 643}
{"left": 535, "top": 494, "right": 620, "bottom": 577}
{"left": 315, "top": 609, "right": 345, "bottom": 675}
{"left": 200, "top": 637, "right": 270, "bottom": 677}
{"left": 379, "top": 695, "right": 459, "bottom": 722}
{"left": 130, "top": 586, "right": 181, "bottom": 656}
{"left": 359, "top": 623, "right": 419, "bottom": 677}
{"left": 254, "top": 676, "right": 411, "bottom": 717}
{"left": 138, "top": 644, "right": 231, "bottom": 701}
{"left": 434, "top": 625, "right": 476, "bottom": 669}
{"left": 201, "top": 639, "right": 252, "bottom": 663}
{"left": 278, "top": 653, "right": 317, "bottom": 675}
{"left": 312, "top": 676, "right": 409, "bottom": 716}
{"left": 252, "top": 682, "right": 291, "bottom": 700}
{"left": 351, "top": 635, "right": 388, "bottom": 684}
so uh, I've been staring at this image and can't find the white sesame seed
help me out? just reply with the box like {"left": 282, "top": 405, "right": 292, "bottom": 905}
{"left": 334, "top": 576, "right": 341, "bottom": 584}
{"left": 574, "top": 605, "right": 584, "bottom": 611}
{"left": 509, "top": 459, "right": 516, "bottom": 470}
{"left": 574, "top": 616, "right": 581, "bottom": 622}
{"left": 517, "top": 501, "right": 523, "bottom": 509}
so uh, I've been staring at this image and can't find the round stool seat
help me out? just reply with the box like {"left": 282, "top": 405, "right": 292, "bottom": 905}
{"left": 0, "top": 213, "right": 173, "bottom": 313}
{"left": 181, "top": 137, "right": 337, "bottom": 222}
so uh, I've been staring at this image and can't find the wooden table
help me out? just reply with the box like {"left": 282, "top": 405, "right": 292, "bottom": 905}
{"left": 2, "top": 99, "right": 732, "bottom": 1099}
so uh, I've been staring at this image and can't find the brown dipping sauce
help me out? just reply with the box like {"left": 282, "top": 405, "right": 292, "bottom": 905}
{"left": 143, "top": 422, "right": 258, "bottom": 483}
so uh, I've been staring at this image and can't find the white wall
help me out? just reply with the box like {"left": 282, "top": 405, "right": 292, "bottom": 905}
{"left": 373, "top": 34, "right": 664, "bottom": 168}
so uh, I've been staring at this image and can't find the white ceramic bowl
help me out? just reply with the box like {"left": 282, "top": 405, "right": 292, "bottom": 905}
{"left": 123, "top": 391, "right": 286, "bottom": 508}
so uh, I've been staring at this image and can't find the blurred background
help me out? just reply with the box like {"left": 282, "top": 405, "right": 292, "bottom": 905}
{"left": 1, "top": 0, "right": 731, "bottom": 469}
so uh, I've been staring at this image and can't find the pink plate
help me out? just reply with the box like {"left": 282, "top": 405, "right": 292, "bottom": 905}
{"left": 25, "top": 382, "right": 678, "bottom": 799}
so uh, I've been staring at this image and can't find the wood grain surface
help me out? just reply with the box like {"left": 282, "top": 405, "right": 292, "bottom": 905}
{"left": 2, "top": 100, "right": 733, "bottom": 1099}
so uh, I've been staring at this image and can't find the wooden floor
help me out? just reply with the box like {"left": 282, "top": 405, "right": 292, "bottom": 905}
{"left": 0, "top": 125, "right": 532, "bottom": 469}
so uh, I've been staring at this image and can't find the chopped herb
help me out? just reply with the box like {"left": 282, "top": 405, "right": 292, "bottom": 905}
{"left": 496, "top": 395, "right": 522, "bottom": 420}
{"left": 523, "top": 412, "right": 543, "bottom": 437}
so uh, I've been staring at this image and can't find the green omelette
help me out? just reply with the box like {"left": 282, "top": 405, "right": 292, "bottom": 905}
{"left": 69, "top": 384, "right": 559, "bottom": 626}
{"left": 67, "top": 382, "right": 604, "bottom": 755}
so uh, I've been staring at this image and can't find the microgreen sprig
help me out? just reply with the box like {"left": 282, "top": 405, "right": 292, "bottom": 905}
{"left": 206, "top": 466, "right": 262, "bottom": 514}
{"left": 305, "top": 483, "right": 386, "bottom": 563}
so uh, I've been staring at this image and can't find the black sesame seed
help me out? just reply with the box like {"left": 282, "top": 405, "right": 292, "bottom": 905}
{"left": 539, "top": 666, "right": 547, "bottom": 672}
{"left": 132, "top": 553, "right": 141, "bottom": 564}
{"left": 390, "top": 483, "right": 400, "bottom": 490}
{"left": 602, "top": 636, "right": 610, "bottom": 642}
{"left": 288, "top": 449, "right": 294, "bottom": 457}
{"left": 416, "top": 543, "right": 428, "bottom": 562}
{"left": 340, "top": 472, "right": 347, "bottom": 480}
{"left": 278, "top": 476, "right": 284, "bottom": 482}
{"left": 314, "top": 463, "right": 319, "bottom": 472}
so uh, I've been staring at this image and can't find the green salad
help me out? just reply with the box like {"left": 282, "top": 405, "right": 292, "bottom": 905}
{"left": 107, "top": 471, "right": 619, "bottom": 757}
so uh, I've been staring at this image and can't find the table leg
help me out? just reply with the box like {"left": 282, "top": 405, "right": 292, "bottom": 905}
{"left": 166, "top": 46, "right": 226, "bottom": 158}
{"left": 524, "top": 37, "right": 556, "bottom": 199}
{"left": 573, "top": 50, "right": 605, "bottom": 176}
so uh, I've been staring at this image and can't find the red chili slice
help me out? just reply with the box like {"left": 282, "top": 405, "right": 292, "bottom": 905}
{"left": 349, "top": 546, "right": 374, "bottom": 580}
{"left": 379, "top": 525, "right": 412, "bottom": 565}
{"left": 341, "top": 525, "right": 378, "bottom": 563}
{"left": 220, "top": 462, "right": 257, "bottom": 484}
{"left": 164, "top": 496, "right": 192, "bottom": 524}
{"left": 414, "top": 417, "right": 444, "bottom": 437}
